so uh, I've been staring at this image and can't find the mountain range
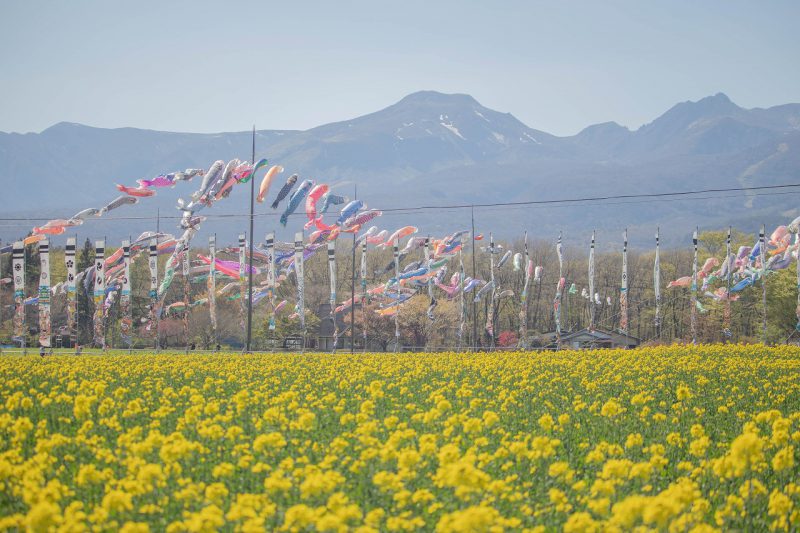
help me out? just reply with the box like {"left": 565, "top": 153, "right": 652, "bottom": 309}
{"left": 2, "top": 91, "right": 799, "bottom": 247}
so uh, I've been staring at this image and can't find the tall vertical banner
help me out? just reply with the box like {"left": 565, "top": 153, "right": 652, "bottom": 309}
{"left": 654, "top": 228, "right": 661, "bottom": 337}
{"left": 93, "top": 239, "right": 106, "bottom": 349}
{"left": 294, "top": 232, "right": 306, "bottom": 335}
{"left": 327, "top": 240, "right": 337, "bottom": 350}
{"left": 458, "top": 250, "right": 466, "bottom": 349}
{"left": 182, "top": 249, "right": 190, "bottom": 347}
{"left": 588, "top": 231, "right": 595, "bottom": 331}
{"left": 393, "top": 241, "right": 400, "bottom": 352}
{"left": 760, "top": 224, "right": 767, "bottom": 343}
{"left": 12, "top": 242, "right": 25, "bottom": 346}
{"left": 424, "top": 237, "right": 437, "bottom": 321}
{"left": 486, "top": 232, "right": 496, "bottom": 343}
{"left": 65, "top": 237, "right": 77, "bottom": 346}
{"left": 795, "top": 232, "right": 800, "bottom": 331}
{"left": 620, "top": 229, "right": 628, "bottom": 335}
{"left": 360, "top": 240, "right": 368, "bottom": 350}
{"left": 207, "top": 235, "right": 217, "bottom": 339}
{"left": 238, "top": 234, "right": 247, "bottom": 334}
{"left": 691, "top": 229, "right": 698, "bottom": 345}
{"left": 266, "top": 232, "right": 276, "bottom": 331}
{"left": 148, "top": 239, "right": 158, "bottom": 342}
{"left": 38, "top": 239, "right": 51, "bottom": 348}
{"left": 120, "top": 240, "right": 132, "bottom": 347}
{"left": 519, "top": 231, "right": 530, "bottom": 348}
{"left": 553, "top": 231, "right": 563, "bottom": 340}
{"left": 724, "top": 227, "right": 732, "bottom": 338}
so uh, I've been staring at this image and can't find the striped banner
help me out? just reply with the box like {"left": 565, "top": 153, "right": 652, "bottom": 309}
{"left": 38, "top": 239, "right": 51, "bottom": 347}
{"left": 120, "top": 240, "right": 132, "bottom": 347}
{"left": 93, "top": 239, "right": 106, "bottom": 348}
{"left": 65, "top": 237, "right": 77, "bottom": 346}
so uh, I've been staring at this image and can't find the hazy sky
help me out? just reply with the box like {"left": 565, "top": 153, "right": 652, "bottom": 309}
{"left": 1, "top": 1, "right": 798, "bottom": 136}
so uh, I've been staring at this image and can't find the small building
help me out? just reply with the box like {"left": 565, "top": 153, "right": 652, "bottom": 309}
{"left": 316, "top": 304, "right": 354, "bottom": 351}
{"left": 559, "top": 328, "right": 640, "bottom": 350}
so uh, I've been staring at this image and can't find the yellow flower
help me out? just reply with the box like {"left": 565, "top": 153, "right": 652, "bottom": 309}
{"left": 601, "top": 399, "right": 623, "bottom": 418}
{"left": 25, "top": 501, "right": 62, "bottom": 531}
{"left": 772, "top": 446, "right": 795, "bottom": 472}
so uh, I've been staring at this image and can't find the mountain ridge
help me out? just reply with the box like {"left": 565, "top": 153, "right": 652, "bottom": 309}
{"left": 1, "top": 90, "right": 798, "bottom": 245}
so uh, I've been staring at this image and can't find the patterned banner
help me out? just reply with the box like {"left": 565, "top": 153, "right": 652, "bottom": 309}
{"left": 620, "top": 229, "right": 629, "bottom": 334}
{"left": 208, "top": 235, "right": 217, "bottom": 339}
{"left": 486, "top": 233, "right": 496, "bottom": 341}
{"left": 519, "top": 232, "right": 531, "bottom": 348}
{"left": 182, "top": 248, "right": 190, "bottom": 347}
{"left": 393, "top": 241, "right": 400, "bottom": 351}
{"left": 553, "top": 231, "right": 563, "bottom": 340}
{"left": 65, "top": 237, "right": 77, "bottom": 345}
{"left": 760, "top": 224, "right": 767, "bottom": 343}
{"left": 93, "top": 239, "right": 106, "bottom": 348}
{"left": 654, "top": 228, "right": 661, "bottom": 335}
{"left": 796, "top": 233, "right": 800, "bottom": 331}
{"left": 328, "top": 240, "right": 337, "bottom": 349}
{"left": 588, "top": 231, "right": 595, "bottom": 331}
{"left": 12, "top": 241, "right": 24, "bottom": 345}
{"left": 266, "top": 232, "right": 276, "bottom": 331}
{"left": 238, "top": 234, "right": 247, "bottom": 334}
{"left": 294, "top": 232, "right": 305, "bottom": 333}
{"left": 724, "top": 227, "right": 732, "bottom": 338}
{"left": 424, "top": 237, "right": 437, "bottom": 321}
{"left": 691, "top": 229, "right": 698, "bottom": 344}
{"left": 458, "top": 250, "right": 466, "bottom": 349}
{"left": 38, "top": 239, "right": 51, "bottom": 347}
{"left": 361, "top": 240, "right": 368, "bottom": 349}
{"left": 148, "top": 238, "right": 158, "bottom": 341}
{"left": 120, "top": 240, "right": 132, "bottom": 347}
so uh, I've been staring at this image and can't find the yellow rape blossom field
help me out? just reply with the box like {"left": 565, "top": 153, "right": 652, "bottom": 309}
{"left": 2, "top": 345, "right": 800, "bottom": 532}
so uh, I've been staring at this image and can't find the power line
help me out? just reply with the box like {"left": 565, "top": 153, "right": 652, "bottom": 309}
{"left": 1, "top": 182, "right": 798, "bottom": 224}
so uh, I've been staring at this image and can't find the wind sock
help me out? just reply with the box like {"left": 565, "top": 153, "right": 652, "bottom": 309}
{"left": 148, "top": 239, "right": 159, "bottom": 340}
{"left": 271, "top": 174, "right": 298, "bottom": 209}
{"left": 182, "top": 248, "right": 191, "bottom": 347}
{"left": 256, "top": 165, "right": 283, "bottom": 203}
{"left": 588, "top": 231, "right": 595, "bottom": 331}
{"left": 691, "top": 229, "right": 698, "bottom": 345}
{"left": 208, "top": 235, "right": 217, "bottom": 340}
{"left": 486, "top": 233, "right": 496, "bottom": 341}
{"left": 238, "top": 234, "right": 247, "bottom": 333}
{"left": 38, "top": 240, "right": 51, "bottom": 348}
{"left": 620, "top": 229, "right": 629, "bottom": 335}
{"left": 554, "top": 231, "right": 564, "bottom": 339}
{"left": 12, "top": 242, "right": 24, "bottom": 345}
{"left": 393, "top": 241, "right": 400, "bottom": 351}
{"left": 519, "top": 232, "right": 531, "bottom": 348}
{"left": 328, "top": 241, "right": 337, "bottom": 350}
{"left": 321, "top": 192, "right": 348, "bottom": 214}
{"left": 266, "top": 232, "right": 276, "bottom": 331}
{"left": 724, "top": 227, "right": 732, "bottom": 338}
{"left": 120, "top": 240, "right": 132, "bottom": 347}
{"left": 280, "top": 179, "right": 313, "bottom": 227}
{"left": 65, "top": 237, "right": 77, "bottom": 345}
{"left": 654, "top": 228, "right": 661, "bottom": 335}
{"left": 93, "top": 239, "right": 106, "bottom": 348}
{"left": 304, "top": 184, "right": 330, "bottom": 228}
{"left": 294, "top": 232, "right": 306, "bottom": 334}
